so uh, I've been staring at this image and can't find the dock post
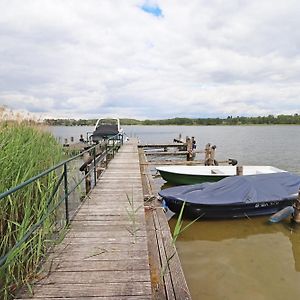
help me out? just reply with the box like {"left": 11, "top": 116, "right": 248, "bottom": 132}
{"left": 63, "top": 138, "right": 69, "bottom": 147}
{"left": 205, "top": 143, "right": 217, "bottom": 165}
{"left": 204, "top": 143, "right": 210, "bottom": 165}
{"left": 293, "top": 190, "right": 300, "bottom": 223}
{"left": 112, "top": 139, "right": 115, "bottom": 157}
{"left": 211, "top": 145, "right": 217, "bottom": 165}
{"left": 236, "top": 166, "right": 243, "bottom": 175}
{"left": 186, "top": 137, "right": 193, "bottom": 161}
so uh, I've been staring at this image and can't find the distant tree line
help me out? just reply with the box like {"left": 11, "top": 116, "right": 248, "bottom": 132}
{"left": 44, "top": 114, "right": 300, "bottom": 126}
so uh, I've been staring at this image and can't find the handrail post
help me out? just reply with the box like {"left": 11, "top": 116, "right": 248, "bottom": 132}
{"left": 105, "top": 141, "right": 109, "bottom": 167}
{"left": 113, "top": 139, "right": 115, "bottom": 157}
{"left": 93, "top": 147, "right": 97, "bottom": 186}
{"left": 63, "top": 163, "right": 69, "bottom": 224}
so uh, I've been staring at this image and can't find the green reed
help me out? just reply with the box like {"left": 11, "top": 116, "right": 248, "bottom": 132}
{"left": 125, "top": 192, "right": 142, "bottom": 244}
{"left": 161, "top": 202, "right": 203, "bottom": 279}
{"left": 0, "top": 122, "right": 64, "bottom": 299}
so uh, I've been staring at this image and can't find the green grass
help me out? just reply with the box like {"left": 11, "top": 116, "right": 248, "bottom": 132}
{"left": 0, "top": 121, "right": 64, "bottom": 299}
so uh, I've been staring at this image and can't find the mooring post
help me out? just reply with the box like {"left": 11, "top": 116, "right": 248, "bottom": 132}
{"left": 186, "top": 137, "right": 193, "bottom": 161}
{"left": 204, "top": 143, "right": 210, "bottom": 165}
{"left": 211, "top": 145, "right": 216, "bottom": 165}
{"left": 236, "top": 166, "right": 243, "bottom": 175}
{"left": 293, "top": 190, "right": 300, "bottom": 223}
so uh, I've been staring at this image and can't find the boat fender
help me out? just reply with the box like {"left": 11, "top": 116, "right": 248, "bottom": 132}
{"left": 162, "top": 199, "right": 168, "bottom": 213}
{"left": 269, "top": 206, "right": 294, "bottom": 223}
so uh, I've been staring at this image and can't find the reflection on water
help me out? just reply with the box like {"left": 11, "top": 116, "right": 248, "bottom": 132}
{"left": 169, "top": 216, "right": 300, "bottom": 300}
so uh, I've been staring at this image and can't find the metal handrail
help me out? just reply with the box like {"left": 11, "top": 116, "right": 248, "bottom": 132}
{"left": 0, "top": 133, "right": 124, "bottom": 267}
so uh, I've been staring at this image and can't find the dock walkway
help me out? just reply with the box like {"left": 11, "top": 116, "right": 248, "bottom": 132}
{"left": 18, "top": 140, "right": 152, "bottom": 299}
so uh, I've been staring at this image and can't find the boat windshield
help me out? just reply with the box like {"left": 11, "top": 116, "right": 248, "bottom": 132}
{"left": 95, "top": 118, "right": 120, "bottom": 130}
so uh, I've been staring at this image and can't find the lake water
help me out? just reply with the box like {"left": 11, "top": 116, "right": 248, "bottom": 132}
{"left": 51, "top": 125, "right": 300, "bottom": 174}
{"left": 49, "top": 125, "right": 300, "bottom": 299}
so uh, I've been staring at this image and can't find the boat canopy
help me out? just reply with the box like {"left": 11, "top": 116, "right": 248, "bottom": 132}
{"left": 92, "top": 118, "right": 122, "bottom": 142}
{"left": 159, "top": 172, "right": 300, "bottom": 205}
{"left": 94, "top": 118, "right": 121, "bottom": 131}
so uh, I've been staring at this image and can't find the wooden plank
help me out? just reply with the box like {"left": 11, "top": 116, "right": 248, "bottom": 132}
{"left": 156, "top": 209, "right": 192, "bottom": 300}
{"left": 138, "top": 143, "right": 186, "bottom": 148}
{"left": 54, "top": 239, "right": 148, "bottom": 252}
{"left": 61, "top": 236, "right": 147, "bottom": 244}
{"left": 17, "top": 282, "right": 152, "bottom": 298}
{"left": 145, "top": 209, "right": 167, "bottom": 300}
{"left": 36, "top": 270, "right": 149, "bottom": 285}
{"left": 145, "top": 151, "right": 188, "bottom": 156}
{"left": 153, "top": 209, "right": 176, "bottom": 300}
{"left": 68, "top": 220, "right": 146, "bottom": 226}
{"left": 73, "top": 215, "right": 145, "bottom": 221}
{"left": 49, "top": 250, "right": 149, "bottom": 262}
{"left": 20, "top": 297, "right": 151, "bottom": 300}
{"left": 61, "top": 225, "right": 145, "bottom": 232}
{"left": 37, "top": 270, "right": 150, "bottom": 285}
{"left": 66, "top": 230, "right": 147, "bottom": 238}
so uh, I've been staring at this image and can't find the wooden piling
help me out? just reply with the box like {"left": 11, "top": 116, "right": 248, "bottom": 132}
{"left": 63, "top": 138, "right": 69, "bottom": 147}
{"left": 205, "top": 143, "right": 217, "bottom": 165}
{"left": 236, "top": 166, "right": 243, "bottom": 175}
{"left": 186, "top": 137, "right": 193, "bottom": 161}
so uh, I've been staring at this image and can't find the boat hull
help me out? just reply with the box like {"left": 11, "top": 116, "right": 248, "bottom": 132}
{"left": 158, "top": 169, "right": 226, "bottom": 185}
{"left": 165, "top": 198, "right": 294, "bottom": 219}
{"left": 159, "top": 172, "right": 300, "bottom": 219}
{"left": 156, "top": 165, "right": 286, "bottom": 185}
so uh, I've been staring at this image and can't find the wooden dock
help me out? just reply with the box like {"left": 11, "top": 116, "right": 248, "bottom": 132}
{"left": 17, "top": 139, "right": 191, "bottom": 299}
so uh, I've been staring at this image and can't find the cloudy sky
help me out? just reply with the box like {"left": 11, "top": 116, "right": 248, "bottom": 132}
{"left": 0, "top": 0, "right": 299, "bottom": 119}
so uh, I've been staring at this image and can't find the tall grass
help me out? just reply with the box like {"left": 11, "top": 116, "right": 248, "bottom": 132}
{"left": 0, "top": 121, "right": 64, "bottom": 299}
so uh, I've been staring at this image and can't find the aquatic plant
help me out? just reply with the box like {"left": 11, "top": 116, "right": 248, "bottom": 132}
{"left": 0, "top": 121, "right": 64, "bottom": 299}
{"left": 125, "top": 191, "right": 142, "bottom": 244}
{"left": 161, "top": 202, "right": 203, "bottom": 278}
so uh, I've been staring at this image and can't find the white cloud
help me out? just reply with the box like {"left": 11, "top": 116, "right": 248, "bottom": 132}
{"left": 0, "top": 0, "right": 299, "bottom": 119}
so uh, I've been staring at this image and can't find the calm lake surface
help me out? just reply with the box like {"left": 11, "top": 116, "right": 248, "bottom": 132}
{"left": 49, "top": 125, "right": 300, "bottom": 299}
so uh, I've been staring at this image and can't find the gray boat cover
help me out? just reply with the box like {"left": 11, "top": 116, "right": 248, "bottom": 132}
{"left": 158, "top": 172, "right": 300, "bottom": 205}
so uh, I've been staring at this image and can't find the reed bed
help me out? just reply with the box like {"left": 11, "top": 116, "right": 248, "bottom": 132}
{"left": 0, "top": 121, "right": 64, "bottom": 299}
